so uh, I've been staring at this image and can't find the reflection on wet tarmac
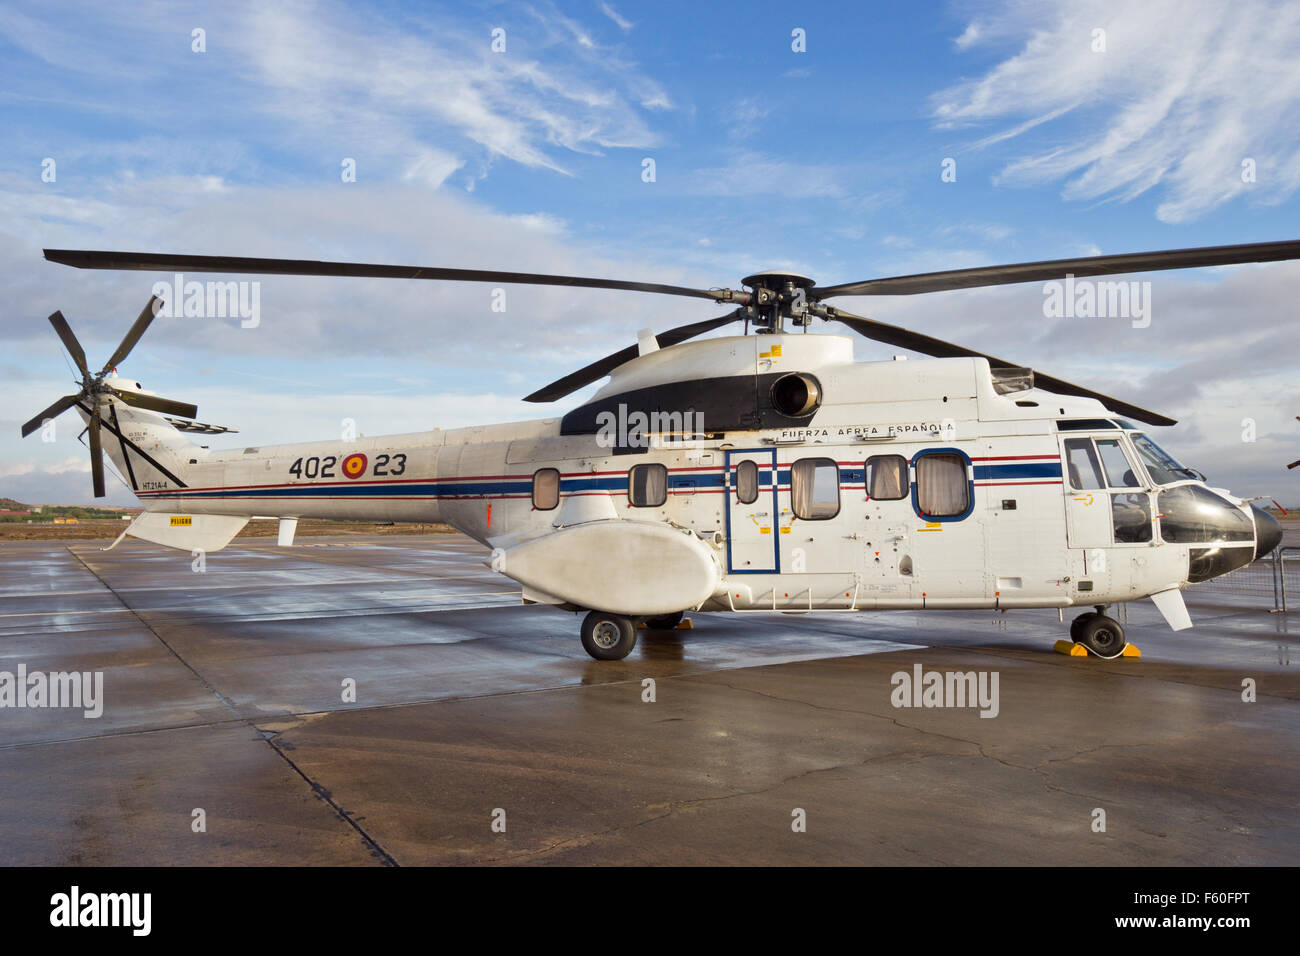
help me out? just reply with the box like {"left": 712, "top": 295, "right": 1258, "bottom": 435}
{"left": 0, "top": 533, "right": 1296, "bottom": 865}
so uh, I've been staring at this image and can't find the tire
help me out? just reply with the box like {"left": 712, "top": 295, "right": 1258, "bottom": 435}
{"left": 1069, "top": 611, "right": 1100, "bottom": 643}
{"left": 580, "top": 611, "right": 638, "bottom": 661}
{"left": 1077, "top": 615, "right": 1127, "bottom": 659}
{"left": 644, "top": 611, "right": 684, "bottom": 630}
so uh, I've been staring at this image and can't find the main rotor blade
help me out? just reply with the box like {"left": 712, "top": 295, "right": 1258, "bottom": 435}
{"left": 109, "top": 387, "right": 198, "bottom": 419}
{"left": 47, "top": 311, "right": 89, "bottom": 377}
{"left": 1026, "top": 369, "right": 1176, "bottom": 428}
{"left": 45, "top": 250, "right": 737, "bottom": 304}
{"left": 816, "top": 239, "right": 1300, "bottom": 298}
{"left": 20, "top": 393, "right": 83, "bottom": 438}
{"left": 524, "top": 310, "right": 744, "bottom": 403}
{"left": 88, "top": 410, "right": 105, "bottom": 498}
{"left": 101, "top": 296, "right": 163, "bottom": 374}
{"left": 824, "top": 306, "right": 1175, "bottom": 426}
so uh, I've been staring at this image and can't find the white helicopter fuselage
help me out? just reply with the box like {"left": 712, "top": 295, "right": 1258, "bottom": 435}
{"left": 91, "top": 334, "right": 1272, "bottom": 632}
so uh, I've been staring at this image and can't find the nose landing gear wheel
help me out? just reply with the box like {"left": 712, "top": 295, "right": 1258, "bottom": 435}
{"left": 1075, "top": 614, "right": 1127, "bottom": 659}
{"left": 580, "top": 610, "right": 638, "bottom": 661}
{"left": 1069, "top": 611, "right": 1100, "bottom": 643}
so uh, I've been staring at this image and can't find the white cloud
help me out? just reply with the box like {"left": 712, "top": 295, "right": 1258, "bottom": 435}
{"left": 935, "top": 222, "right": 1015, "bottom": 243}
{"left": 0, "top": 177, "right": 727, "bottom": 431}
{"left": 243, "top": 1, "right": 666, "bottom": 176}
{"left": 953, "top": 23, "right": 982, "bottom": 49}
{"left": 507, "top": 212, "right": 568, "bottom": 235}
{"left": 0, "top": 456, "right": 89, "bottom": 478}
{"left": 724, "top": 97, "right": 771, "bottom": 140}
{"left": 599, "top": 3, "right": 634, "bottom": 32}
{"left": 931, "top": 0, "right": 1300, "bottom": 222}
{"left": 684, "top": 151, "right": 853, "bottom": 200}
{"left": 0, "top": 1, "right": 671, "bottom": 184}
{"left": 402, "top": 149, "right": 466, "bottom": 190}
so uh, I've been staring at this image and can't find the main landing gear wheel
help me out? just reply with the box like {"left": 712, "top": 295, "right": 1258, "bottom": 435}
{"left": 1074, "top": 613, "right": 1127, "bottom": 659}
{"left": 644, "top": 611, "right": 684, "bottom": 630}
{"left": 580, "top": 610, "right": 638, "bottom": 661}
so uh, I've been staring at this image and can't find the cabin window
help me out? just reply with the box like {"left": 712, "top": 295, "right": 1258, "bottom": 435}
{"left": 1064, "top": 438, "right": 1105, "bottom": 490}
{"left": 532, "top": 468, "right": 560, "bottom": 510}
{"left": 1095, "top": 438, "right": 1142, "bottom": 488}
{"left": 915, "top": 452, "right": 969, "bottom": 517}
{"left": 791, "top": 458, "right": 840, "bottom": 520}
{"left": 866, "top": 455, "right": 908, "bottom": 500}
{"left": 629, "top": 463, "right": 668, "bottom": 507}
{"left": 735, "top": 459, "right": 759, "bottom": 504}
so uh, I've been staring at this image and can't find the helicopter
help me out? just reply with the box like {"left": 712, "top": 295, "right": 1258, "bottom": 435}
{"left": 23, "top": 240, "right": 1293, "bottom": 660}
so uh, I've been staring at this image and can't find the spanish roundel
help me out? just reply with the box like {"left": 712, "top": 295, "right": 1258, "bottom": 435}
{"left": 342, "top": 453, "right": 368, "bottom": 479}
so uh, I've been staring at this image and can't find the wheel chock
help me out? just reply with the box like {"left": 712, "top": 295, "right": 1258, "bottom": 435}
{"left": 1054, "top": 640, "right": 1089, "bottom": 657}
{"left": 638, "top": 618, "right": 694, "bottom": 631}
{"left": 1053, "top": 640, "right": 1142, "bottom": 659}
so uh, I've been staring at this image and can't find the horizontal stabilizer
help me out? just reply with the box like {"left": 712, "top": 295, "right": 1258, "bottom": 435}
{"left": 126, "top": 512, "right": 249, "bottom": 552}
{"left": 163, "top": 416, "right": 238, "bottom": 434}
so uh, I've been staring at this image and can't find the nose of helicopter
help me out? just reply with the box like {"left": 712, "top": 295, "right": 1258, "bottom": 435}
{"left": 1251, "top": 504, "right": 1283, "bottom": 560}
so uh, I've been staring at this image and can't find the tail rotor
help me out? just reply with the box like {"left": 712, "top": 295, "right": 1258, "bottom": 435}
{"left": 19, "top": 297, "right": 197, "bottom": 497}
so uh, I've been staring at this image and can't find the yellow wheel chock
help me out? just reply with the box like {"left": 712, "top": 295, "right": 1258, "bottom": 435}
{"left": 1053, "top": 639, "right": 1141, "bottom": 658}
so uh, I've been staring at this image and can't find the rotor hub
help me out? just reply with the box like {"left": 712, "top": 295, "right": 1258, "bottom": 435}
{"left": 741, "top": 271, "right": 818, "bottom": 332}
{"left": 741, "top": 270, "right": 816, "bottom": 293}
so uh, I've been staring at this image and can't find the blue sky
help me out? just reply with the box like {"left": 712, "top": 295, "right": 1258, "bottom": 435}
{"left": 2, "top": 0, "right": 1299, "bottom": 505}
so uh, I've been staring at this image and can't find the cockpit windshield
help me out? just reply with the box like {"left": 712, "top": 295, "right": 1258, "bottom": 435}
{"left": 1130, "top": 433, "right": 1200, "bottom": 484}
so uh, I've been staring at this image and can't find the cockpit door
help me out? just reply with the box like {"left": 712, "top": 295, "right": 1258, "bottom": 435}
{"left": 1059, "top": 435, "right": 1113, "bottom": 549}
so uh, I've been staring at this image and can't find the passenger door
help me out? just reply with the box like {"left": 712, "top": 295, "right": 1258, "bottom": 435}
{"left": 725, "top": 449, "right": 778, "bottom": 573}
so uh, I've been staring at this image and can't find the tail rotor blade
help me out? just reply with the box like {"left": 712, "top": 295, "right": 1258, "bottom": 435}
{"left": 20, "top": 394, "right": 83, "bottom": 438}
{"left": 100, "top": 295, "right": 163, "bottom": 374}
{"left": 88, "top": 410, "right": 106, "bottom": 498}
{"left": 109, "top": 387, "right": 197, "bottom": 419}
{"left": 48, "top": 311, "right": 89, "bottom": 378}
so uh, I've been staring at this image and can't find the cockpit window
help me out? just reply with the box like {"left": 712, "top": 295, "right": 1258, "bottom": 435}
{"left": 1131, "top": 433, "right": 1195, "bottom": 485}
{"left": 1158, "top": 485, "right": 1253, "bottom": 544}
{"left": 1095, "top": 438, "right": 1142, "bottom": 488}
{"left": 1112, "top": 493, "right": 1153, "bottom": 543}
{"left": 1064, "top": 438, "right": 1105, "bottom": 490}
